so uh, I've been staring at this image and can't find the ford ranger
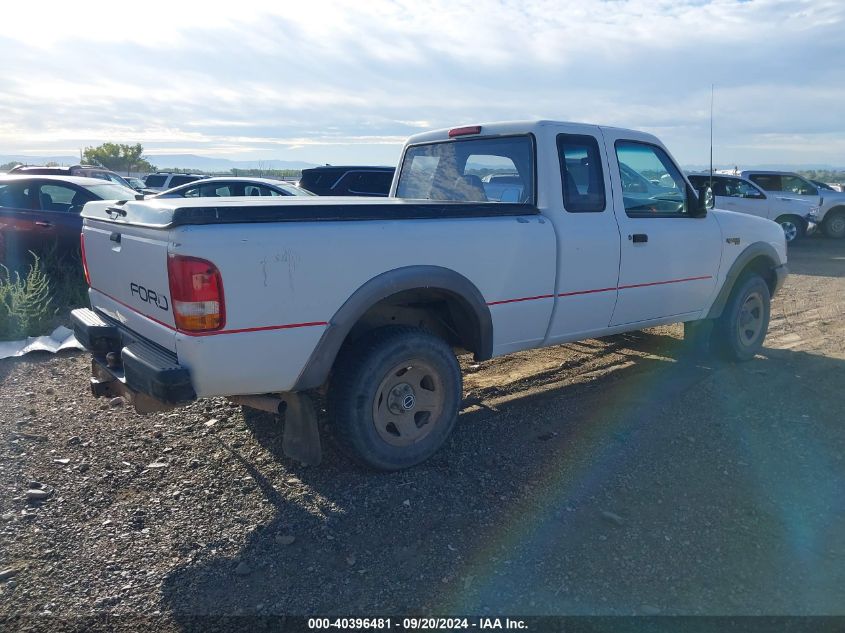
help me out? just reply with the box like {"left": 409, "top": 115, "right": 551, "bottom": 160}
{"left": 71, "top": 121, "right": 787, "bottom": 470}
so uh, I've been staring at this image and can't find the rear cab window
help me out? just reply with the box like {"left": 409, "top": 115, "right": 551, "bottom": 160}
{"left": 396, "top": 135, "right": 535, "bottom": 204}
{"left": 557, "top": 134, "right": 606, "bottom": 212}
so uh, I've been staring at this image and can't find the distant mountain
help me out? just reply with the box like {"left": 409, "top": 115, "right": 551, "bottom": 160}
{"left": 0, "top": 154, "right": 81, "bottom": 166}
{"left": 144, "top": 154, "right": 317, "bottom": 171}
{"left": 684, "top": 163, "right": 845, "bottom": 172}
{"left": 0, "top": 153, "right": 317, "bottom": 172}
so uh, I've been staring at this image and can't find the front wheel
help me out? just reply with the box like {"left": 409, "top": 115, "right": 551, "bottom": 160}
{"left": 823, "top": 210, "right": 845, "bottom": 239}
{"left": 713, "top": 274, "right": 771, "bottom": 361}
{"left": 328, "top": 326, "right": 462, "bottom": 470}
{"left": 775, "top": 215, "right": 805, "bottom": 243}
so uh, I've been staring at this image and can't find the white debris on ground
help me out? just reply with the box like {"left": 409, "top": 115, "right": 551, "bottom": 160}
{"left": 0, "top": 326, "right": 83, "bottom": 360}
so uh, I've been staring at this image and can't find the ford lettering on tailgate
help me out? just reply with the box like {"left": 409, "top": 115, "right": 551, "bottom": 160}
{"left": 130, "top": 282, "right": 170, "bottom": 311}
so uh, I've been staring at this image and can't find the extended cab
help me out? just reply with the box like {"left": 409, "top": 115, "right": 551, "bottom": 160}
{"left": 72, "top": 121, "right": 787, "bottom": 470}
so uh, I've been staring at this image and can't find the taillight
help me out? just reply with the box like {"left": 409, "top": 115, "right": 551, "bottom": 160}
{"left": 167, "top": 254, "right": 225, "bottom": 332}
{"left": 80, "top": 233, "right": 90, "bottom": 286}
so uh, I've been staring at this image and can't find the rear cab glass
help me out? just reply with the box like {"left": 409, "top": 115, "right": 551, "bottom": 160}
{"left": 396, "top": 135, "right": 535, "bottom": 204}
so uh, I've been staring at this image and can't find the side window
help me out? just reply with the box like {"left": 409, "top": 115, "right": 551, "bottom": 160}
{"left": 736, "top": 180, "right": 765, "bottom": 199}
{"left": 748, "top": 174, "right": 781, "bottom": 192}
{"left": 144, "top": 175, "right": 167, "bottom": 188}
{"left": 781, "top": 176, "right": 817, "bottom": 196}
{"left": 38, "top": 184, "right": 79, "bottom": 212}
{"left": 615, "top": 141, "right": 687, "bottom": 216}
{"left": 0, "top": 182, "right": 34, "bottom": 209}
{"left": 557, "top": 134, "right": 606, "bottom": 212}
{"left": 182, "top": 186, "right": 201, "bottom": 198}
{"left": 169, "top": 175, "right": 198, "bottom": 188}
{"left": 341, "top": 172, "right": 393, "bottom": 196}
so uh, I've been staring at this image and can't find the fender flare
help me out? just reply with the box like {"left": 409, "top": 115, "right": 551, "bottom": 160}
{"left": 294, "top": 265, "right": 493, "bottom": 390}
{"left": 706, "top": 241, "right": 784, "bottom": 319}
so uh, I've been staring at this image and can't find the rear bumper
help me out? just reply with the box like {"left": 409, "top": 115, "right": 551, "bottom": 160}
{"left": 71, "top": 308, "right": 195, "bottom": 412}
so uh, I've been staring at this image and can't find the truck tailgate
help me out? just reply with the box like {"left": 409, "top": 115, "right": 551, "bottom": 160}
{"left": 83, "top": 219, "right": 177, "bottom": 352}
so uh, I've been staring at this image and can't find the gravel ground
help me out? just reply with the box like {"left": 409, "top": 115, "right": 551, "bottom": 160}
{"left": 1, "top": 237, "right": 844, "bottom": 630}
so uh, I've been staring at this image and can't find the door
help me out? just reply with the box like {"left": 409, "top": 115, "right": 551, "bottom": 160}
{"left": 545, "top": 128, "right": 621, "bottom": 342}
{"left": 714, "top": 177, "right": 770, "bottom": 219}
{"left": 32, "top": 182, "right": 89, "bottom": 256}
{"left": 602, "top": 134, "right": 722, "bottom": 326}
{"left": 0, "top": 179, "right": 40, "bottom": 266}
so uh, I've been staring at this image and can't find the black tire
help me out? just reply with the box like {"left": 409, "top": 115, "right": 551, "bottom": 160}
{"left": 822, "top": 210, "right": 845, "bottom": 239}
{"left": 713, "top": 274, "right": 771, "bottom": 361}
{"left": 328, "top": 326, "right": 462, "bottom": 470}
{"left": 775, "top": 215, "right": 805, "bottom": 243}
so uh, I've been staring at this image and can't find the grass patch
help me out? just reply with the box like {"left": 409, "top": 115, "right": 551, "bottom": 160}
{"left": 0, "top": 247, "right": 88, "bottom": 340}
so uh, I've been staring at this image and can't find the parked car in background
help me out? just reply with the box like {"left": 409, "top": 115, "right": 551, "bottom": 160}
{"left": 741, "top": 170, "right": 845, "bottom": 239}
{"left": 142, "top": 172, "right": 206, "bottom": 192}
{"left": 688, "top": 173, "right": 819, "bottom": 242}
{"left": 298, "top": 166, "right": 394, "bottom": 196}
{"left": 124, "top": 176, "right": 148, "bottom": 191}
{"left": 8, "top": 164, "right": 136, "bottom": 190}
{"left": 0, "top": 175, "right": 137, "bottom": 266}
{"left": 152, "top": 177, "right": 315, "bottom": 199}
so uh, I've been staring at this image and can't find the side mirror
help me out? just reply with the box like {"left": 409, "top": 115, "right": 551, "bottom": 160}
{"left": 690, "top": 185, "right": 713, "bottom": 217}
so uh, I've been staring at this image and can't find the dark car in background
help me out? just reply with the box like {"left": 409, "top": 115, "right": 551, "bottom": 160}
{"left": 0, "top": 175, "right": 137, "bottom": 266}
{"left": 298, "top": 166, "right": 394, "bottom": 196}
{"left": 152, "top": 177, "right": 314, "bottom": 199}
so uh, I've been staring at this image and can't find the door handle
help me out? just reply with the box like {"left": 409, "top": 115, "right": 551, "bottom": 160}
{"left": 34, "top": 221, "right": 53, "bottom": 228}
{"left": 629, "top": 233, "right": 648, "bottom": 243}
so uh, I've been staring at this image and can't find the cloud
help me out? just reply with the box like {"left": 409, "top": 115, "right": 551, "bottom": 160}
{"left": 1, "top": 0, "right": 844, "bottom": 165}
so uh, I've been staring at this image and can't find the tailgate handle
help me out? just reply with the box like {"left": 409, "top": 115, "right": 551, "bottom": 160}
{"left": 110, "top": 232, "right": 122, "bottom": 243}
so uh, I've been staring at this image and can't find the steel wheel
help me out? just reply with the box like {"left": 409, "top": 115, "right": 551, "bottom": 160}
{"left": 737, "top": 291, "right": 765, "bottom": 348}
{"left": 825, "top": 213, "right": 845, "bottom": 239}
{"left": 779, "top": 219, "right": 799, "bottom": 242}
{"left": 372, "top": 360, "right": 445, "bottom": 447}
{"left": 329, "top": 326, "right": 462, "bottom": 470}
{"left": 714, "top": 273, "right": 771, "bottom": 362}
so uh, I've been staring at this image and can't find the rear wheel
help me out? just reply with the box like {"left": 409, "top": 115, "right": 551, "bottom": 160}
{"left": 823, "top": 210, "right": 845, "bottom": 239}
{"left": 775, "top": 215, "right": 804, "bottom": 243}
{"left": 713, "top": 274, "right": 771, "bottom": 361}
{"left": 328, "top": 326, "right": 462, "bottom": 470}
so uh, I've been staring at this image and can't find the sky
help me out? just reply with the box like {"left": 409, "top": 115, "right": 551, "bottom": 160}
{"left": 1, "top": 0, "right": 844, "bottom": 168}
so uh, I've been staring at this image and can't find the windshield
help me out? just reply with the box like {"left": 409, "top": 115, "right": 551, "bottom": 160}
{"left": 396, "top": 135, "right": 534, "bottom": 204}
{"left": 84, "top": 183, "right": 138, "bottom": 200}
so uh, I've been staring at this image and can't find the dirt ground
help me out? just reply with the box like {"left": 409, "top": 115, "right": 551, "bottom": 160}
{"left": 1, "top": 237, "right": 843, "bottom": 629}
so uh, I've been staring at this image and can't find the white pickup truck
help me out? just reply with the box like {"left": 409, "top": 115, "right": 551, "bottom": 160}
{"left": 72, "top": 120, "right": 787, "bottom": 470}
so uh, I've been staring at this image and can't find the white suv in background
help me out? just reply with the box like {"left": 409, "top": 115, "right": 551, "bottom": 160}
{"left": 688, "top": 173, "right": 819, "bottom": 242}
{"left": 740, "top": 170, "right": 845, "bottom": 239}
{"left": 142, "top": 172, "right": 206, "bottom": 192}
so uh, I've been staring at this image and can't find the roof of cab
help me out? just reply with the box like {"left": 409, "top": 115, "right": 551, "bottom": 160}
{"left": 404, "top": 120, "right": 661, "bottom": 147}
